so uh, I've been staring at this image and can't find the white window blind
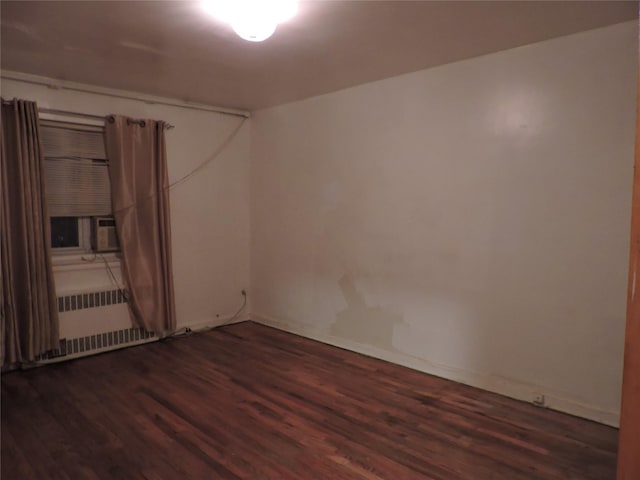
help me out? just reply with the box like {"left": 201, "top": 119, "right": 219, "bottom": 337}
{"left": 41, "top": 121, "right": 112, "bottom": 217}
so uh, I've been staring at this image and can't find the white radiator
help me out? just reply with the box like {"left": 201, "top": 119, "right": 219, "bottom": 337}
{"left": 38, "top": 289, "right": 158, "bottom": 362}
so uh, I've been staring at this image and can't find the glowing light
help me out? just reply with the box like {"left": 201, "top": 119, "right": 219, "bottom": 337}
{"left": 232, "top": 20, "right": 277, "bottom": 42}
{"left": 202, "top": 0, "right": 298, "bottom": 42}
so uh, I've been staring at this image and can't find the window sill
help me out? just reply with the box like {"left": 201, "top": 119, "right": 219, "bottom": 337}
{"left": 52, "top": 252, "right": 121, "bottom": 273}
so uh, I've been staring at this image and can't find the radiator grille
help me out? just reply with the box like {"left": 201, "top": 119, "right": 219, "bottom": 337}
{"left": 42, "top": 289, "right": 153, "bottom": 362}
{"left": 39, "top": 327, "right": 155, "bottom": 360}
{"left": 57, "top": 289, "right": 127, "bottom": 313}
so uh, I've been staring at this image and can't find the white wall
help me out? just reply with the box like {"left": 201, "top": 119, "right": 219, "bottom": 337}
{"left": 2, "top": 21, "right": 635, "bottom": 426}
{"left": 250, "top": 21, "right": 637, "bottom": 426}
{"left": 1, "top": 77, "right": 251, "bottom": 337}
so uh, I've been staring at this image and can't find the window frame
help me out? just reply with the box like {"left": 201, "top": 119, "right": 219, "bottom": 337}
{"left": 40, "top": 114, "right": 120, "bottom": 262}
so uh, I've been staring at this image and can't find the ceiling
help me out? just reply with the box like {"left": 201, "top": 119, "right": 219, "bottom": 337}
{"left": 1, "top": 1, "right": 637, "bottom": 111}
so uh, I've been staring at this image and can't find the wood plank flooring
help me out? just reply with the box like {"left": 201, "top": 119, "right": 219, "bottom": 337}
{"left": 1, "top": 321, "right": 618, "bottom": 479}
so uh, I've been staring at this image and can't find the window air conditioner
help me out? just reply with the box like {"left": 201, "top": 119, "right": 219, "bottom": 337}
{"left": 92, "top": 217, "right": 119, "bottom": 252}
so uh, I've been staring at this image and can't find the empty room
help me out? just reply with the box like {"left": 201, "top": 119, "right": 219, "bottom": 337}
{"left": 1, "top": 1, "right": 639, "bottom": 479}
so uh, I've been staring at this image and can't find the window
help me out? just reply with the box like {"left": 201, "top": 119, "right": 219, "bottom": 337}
{"left": 51, "top": 217, "right": 80, "bottom": 248}
{"left": 41, "top": 120, "right": 118, "bottom": 253}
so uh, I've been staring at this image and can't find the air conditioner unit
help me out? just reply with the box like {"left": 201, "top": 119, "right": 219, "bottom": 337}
{"left": 92, "top": 217, "right": 119, "bottom": 252}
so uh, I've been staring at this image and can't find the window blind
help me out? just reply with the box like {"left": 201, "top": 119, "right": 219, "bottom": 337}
{"left": 41, "top": 122, "right": 112, "bottom": 217}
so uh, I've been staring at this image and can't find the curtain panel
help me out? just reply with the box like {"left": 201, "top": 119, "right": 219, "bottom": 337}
{"left": 105, "top": 115, "right": 176, "bottom": 334}
{"left": 1, "top": 98, "right": 59, "bottom": 366}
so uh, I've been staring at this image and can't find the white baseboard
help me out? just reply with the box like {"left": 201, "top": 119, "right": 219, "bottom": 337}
{"left": 252, "top": 313, "right": 620, "bottom": 428}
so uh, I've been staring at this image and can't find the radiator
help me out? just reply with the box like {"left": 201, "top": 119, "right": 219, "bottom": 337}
{"left": 38, "top": 288, "right": 158, "bottom": 362}
{"left": 57, "top": 288, "right": 127, "bottom": 313}
{"left": 39, "top": 327, "right": 157, "bottom": 362}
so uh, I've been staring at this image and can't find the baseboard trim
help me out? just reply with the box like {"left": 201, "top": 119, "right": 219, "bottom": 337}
{"left": 252, "top": 313, "right": 620, "bottom": 427}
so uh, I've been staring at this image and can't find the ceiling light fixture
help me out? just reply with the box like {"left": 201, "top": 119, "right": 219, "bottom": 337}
{"left": 202, "top": 0, "right": 298, "bottom": 42}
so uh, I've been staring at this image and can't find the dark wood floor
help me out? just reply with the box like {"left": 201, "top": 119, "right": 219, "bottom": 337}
{"left": 2, "top": 321, "right": 617, "bottom": 480}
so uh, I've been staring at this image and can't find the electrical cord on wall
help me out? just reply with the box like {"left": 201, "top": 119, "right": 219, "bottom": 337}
{"left": 80, "top": 252, "right": 127, "bottom": 299}
{"left": 110, "top": 117, "right": 247, "bottom": 218}
{"left": 220, "top": 289, "right": 248, "bottom": 327}
{"left": 166, "top": 289, "right": 248, "bottom": 340}
{"left": 168, "top": 118, "right": 246, "bottom": 190}
{"left": 99, "top": 254, "right": 127, "bottom": 300}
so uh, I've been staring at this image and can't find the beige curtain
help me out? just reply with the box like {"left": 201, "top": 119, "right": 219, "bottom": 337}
{"left": 105, "top": 115, "right": 176, "bottom": 333}
{"left": 1, "top": 98, "right": 59, "bottom": 366}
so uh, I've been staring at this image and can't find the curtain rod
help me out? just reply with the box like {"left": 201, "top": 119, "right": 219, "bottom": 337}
{"left": 39, "top": 107, "right": 106, "bottom": 122}
{"left": 39, "top": 107, "right": 175, "bottom": 129}
{"left": 2, "top": 72, "right": 250, "bottom": 119}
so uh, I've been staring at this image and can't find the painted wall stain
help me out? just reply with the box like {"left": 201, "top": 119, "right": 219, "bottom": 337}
{"left": 331, "top": 274, "right": 402, "bottom": 351}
